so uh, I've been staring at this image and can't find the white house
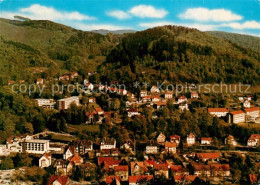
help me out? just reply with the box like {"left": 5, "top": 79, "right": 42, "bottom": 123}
{"left": 146, "top": 141, "right": 158, "bottom": 154}
{"left": 225, "top": 135, "right": 237, "bottom": 146}
{"left": 164, "top": 91, "right": 173, "bottom": 99}
{"left": 165, "top": 142, "right": 177, "bottom": 154}
{"left": 128, "top": 109, "right": 140, "bottom": 117}
{"left": 178, "top": 96, "right": 187, "bottom": 104}
{"left": 243, "top": 100, "right": 251, "bottom": 108}
{"left": 208, "top": 108, "right": 228, "bottom": 118}
{"left": 35, "top": 99, "right": 55, "bottom": 109}
{"left": 63, "top": 146, "right": 75, "bottom": 160}
{"left": 247, "top": 134, "right": 260, "bottom": 147}
{"left": 150, "top": 85, "right": 159, "bottom": 93}
{"left": 191, "top": 92, "right": 199, "bottom": 99}
{"left": 230, "top": 110, "right": 245, "bottom": 123}
{"left": 100, "top": 138, "right": 116, "bottom": 150}
{"left": 245, "top": 107, "right": 259, "bottom": 122}
{"left": 201, "top": 138, "right": 212, "bottom": 145}
{"left": 140, "top": 90, "right": 148, "bottom": 97}
{"left": 187, "top": 133, "right": 195, "bottom": 145}
{"left": 39, "top": 153, "right": 52, "bottom": 168}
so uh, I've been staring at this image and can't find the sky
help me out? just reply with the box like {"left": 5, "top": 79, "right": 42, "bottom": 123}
{"left": 0, "top": 0, "right": 260, "bottom": 36}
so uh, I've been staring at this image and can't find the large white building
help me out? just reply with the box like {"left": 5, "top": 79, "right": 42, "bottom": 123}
{"left": 230, "top": 110, "right": 245, "bottom": 123}
{"left": 22, "top": 139, "right": 50, "bottom": 154}
{"left": 208, "top": 108, "right": 228, "bottom": 118}
{"left": 100, "top": 138, "right": 116, "bottom": 150}
{"left": 57, "top": 96, "right": 80, "bottom": 110}
{"left": 35, "top": 99, "right": 55, "bottom": 109}
{"left": 245, "top": 107, "right": 259, "bottom": 122}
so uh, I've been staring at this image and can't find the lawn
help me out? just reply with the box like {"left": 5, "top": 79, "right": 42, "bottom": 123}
{"left": 237, "top": 122, "right": 260, "bottom": 130}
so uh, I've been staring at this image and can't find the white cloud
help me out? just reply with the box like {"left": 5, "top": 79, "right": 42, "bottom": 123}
{"left": 106, "top": 10, "right": 131, "bottom": 20}
{"left": 179, "top": 7, "right": 242, "bottom": 22}
{"left": 0, "top": 0, "right": 5, "bottom": 3}
{"left": 75, "top": 23, "right": 132, "bottom": 31}
{"left": 221, "top": 21, "right": 260, "bottom": 29}
{"left": 139, "top": 21, "right": 218, "bottom": 31}
{"left": 129, "top": 5, "right": 168, "bottom": 18}
{"left": 0, "top": 4, "right": 95, "bottom": 21}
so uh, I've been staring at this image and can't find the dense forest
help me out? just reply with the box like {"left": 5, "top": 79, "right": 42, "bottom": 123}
{"left": 100, "top": 26, "right": 260, "bottom": 86}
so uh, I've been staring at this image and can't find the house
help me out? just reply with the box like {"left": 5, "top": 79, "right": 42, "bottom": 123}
{"left": 98, "top": 157, "right": 119, "bottom": 171}
{"left": 71, "top": 72, "right": 78, "bottom": 78}
{"left": 243, "top": 100, "right": 251, "bottom": 108}
{"left": 89, "top": 97, "right": 96, "bottom": 103}
{"left": 156, "top": 101, "right": 167, "bottom": 109}
{"left": 72, "top": 140, "right": 93, "bottom": 155}
{"left": 6, "top": 134, "right": 33, "bottom": 153}
{"left": 95, "top": 107, "right": 104, "bottom": 115}
{"left": 174, "top": 175, "right": 197, "bottom": 184}
{"left": 85, "top": 83, "right": 94, "bottom": 90}
{"left": 187, "top": 133, "right": 196, "bottom": 145}
{"left": 154, "top": 163, "right": 169, "bottom": 179}
{"left": 151, "top": 95, "right": 160, "bottom": 102}
{"left": 193, "top": 164, "right": 211, "bottom": 177}
{"left": 63, "top": 146, "right": 75, "bottom": 160}
{"left": 157, "top": 133, "right": 166, "bottom": 144}
{"left": 100, "top": 138, "right": 116, "bottom": 150}
{"left": 130, "top": 162, "right": 149, "bottom": 176}
{"left": 179, "top": 103, "right": 189, "bottom": 111}
{"left": 210, "top": 164, "right": 231, "bottom": 177}
{"left": 191, "top": 92, "right": 199, "bottom": 99}
{"left": 67, "top": 154, "right": 83, "bottom": 165}
{"left": 196, "top": 153, "right": 220, "bottom": 162}
{"left": 230, "top": 110, "right": 245, "bottom": 123}
{"left": 114, "top": 165, "right": 129, "bottom": 181}
{"left": 164, "top": 142, "right": 177, "bottom": 154}
{"left": 120, "top": 140, "right": 134, "bottom": 152}
{"left": 22, "top": 139, "right": 50, "bottom": 154}
{"left": 59, "top": 75, "right": 70, "bottom": 81}
{"left": 129, "top": 175, "right": 153, "bottom": 185}
{"left": 201, "top": 137, "right": 212, "bottom": 145}
{"left": 142, "top": 96, "right": 152, "bottom": 102}
{"left": 169, "top": 135, "right": 181, "bottom": 145}
{"left": 177, "top": 96, "right": 187, "bottom": 104}
{"left": 8, "top": 80, "right": 15, "bottom": 85}
{"left": 171, "top": 165, "right": 189, "bottom": 176}
{"left": 150, "top": 85, "right": 159, "bottom": 93}
{"left": 36, "top": 78, "right": 43, "bottom": 84}
{"left": 128, "top": 109, "right": 140, "bottom": 118}
{"left": 47, "top": 175, "right": 70, "bottom": 185}
{"left": 35, "top": 99, "right": 55, "bottom": 109}
{"left": 39, "top": 153, "right": 52, "bottom": 168}
{"left": 247, "top": 134, "right": 260, "bottom": 147}
{"left": 225, "top": 135, "right": 237, "bottom": 146}
{"left": 248, "top": 174, "right": 258, "bottom": 184}
{"left": 146, "top": 141, "right": 158, "bottom": 154}
{"left": 140, "top": 90, "right": 148, "bottom": 97}
{"left": 164, "top": 91, "right": 173, "bottom": 99}
{"left": 57, "top": 96, "right": 80, "bottom": 110}
{"left": 208, "top": 108, "right": 228, "bottom": 117}
{"left": 245, "top": 107, "right": 260, "bottom": 122}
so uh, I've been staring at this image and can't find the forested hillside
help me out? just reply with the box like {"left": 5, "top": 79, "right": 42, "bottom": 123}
{"left": 0, "top": 18, "right": 119, "bottom": 84}
{"left": 207, "top": 31, "right": 260, "bottom": 52}
{"left": 99, "top": 26, "right": 260, "bottom": 86}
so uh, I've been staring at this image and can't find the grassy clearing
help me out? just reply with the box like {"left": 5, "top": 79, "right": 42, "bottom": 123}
{"left": 67, "top": 124, "right": 100, "bottom": 133}
{"left": 237, "top": 122, "right": 260, "bottom": 130}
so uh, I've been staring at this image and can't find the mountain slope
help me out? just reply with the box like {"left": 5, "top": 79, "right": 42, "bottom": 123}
{"left": 91, "top": 29, "right": 136, "bottom": 35}
{"left": 100, "top": 26, "right": 260, "bottom": 86}
{"left": 0, "top": 18, "right": 119, "bottom": 83}
{"left": 207, "top": 31, "right": 260, "bottom": 53}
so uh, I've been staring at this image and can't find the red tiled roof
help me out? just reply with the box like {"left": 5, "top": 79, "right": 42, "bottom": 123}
{"left": 98, "top": 157, "right": 119, "bottom": 166}
{"left": 193, "top": 164, "right": 210, "bottom": 171}
{"left": 114, "top": 165, "right": 128, "bottom": 172}
{"left": 197, "top": 153, "right": 220, "bottom": 159}
{"left": 165, "top": 142, "right": 177, "bottom": 148}
{"left": 178, "top": 95, "right": 187, "bottom": 99}
{"left": 230, "top": 110, "right": 245, "bottom": 115}
{"left": 128, "top": 108, "right": 139, "bottom": 112}
{"left": 244, "top": 107, "right": 260, "bottom": 112}
{"left": 174, "top": 175, "right": 197, "bottom": 182}
{"left": 106, "top": 176, "right": 120, "bottom": 184}
{"left": 249, "top": 174, "right": 258, "bottom": 183}
{"left": 201, "top": 137, "right": 212, "bottom": 141}
{"left": 154, "top": 163, "right": 168, "bottom": 171}
{"left": 187, "top": 133, "right": 195, "bottom": 138}
{"left": 156, "top": 101, "right": 167, "bottom": 106}
{"left": 248, "top": 134, "right": 260, "bottom": 140}
{"left": 170, "top": 135, "right": 180, "bottom": 140}
{"left": 129, "top": 175, "right": 153, "bottom": 183}
{"left": 208, "top": 108, "right": 228, "bottom": 112}
{"left": 48, "top": 175, "right": 69, "bottom": 185}
{"left": 67, "top": 154, "right": 83, "bottom": 164}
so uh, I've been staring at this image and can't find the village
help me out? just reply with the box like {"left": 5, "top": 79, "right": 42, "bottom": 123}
{"left": 2, "top": 71, "right": 260, "bottom": 185}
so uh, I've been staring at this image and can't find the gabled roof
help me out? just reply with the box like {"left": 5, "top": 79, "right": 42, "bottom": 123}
{"left": 48, "top": 175, "right": 69, "bottom": 185}
{"left": 106, "top": 176, "right": 120, "bottom": 184}
{"left": 193, "top": 164, "right": 210, "bottom": 171}
{"left": 130, "top": 162, "right": 149, "bottom": 172}
{"left": 208, "top": 108, "right": 228, "bottom": 112}
{"left": 169, "top": 135, "right": 181, "bottom": 140}
{"left": 98, "top": 157, "right": 119, "bottom": 166}
{"left": 201, "top": 137, "right": 212, "bottom": 141}
{"left": 174, "top": 175, "right": 197, "bottom": 182}
{"left": 154, "top": 163, "right": 168, "bottom": 171}
{"left": 67, "top": 154, "right": 83, "bottom": 164}
{"left": 244, "top": 107, "right": 260, "bottom": 112}
{"left": 230, "top": 110, "right": 245, "bottom": 115}
{"left": 249, "top": 174, "right": 258, "bottom": 183}
{"left": 187, "top": 133, "right": 195, "bottom": 138}
{"left": 248, "top": 134, "right": 260, "bottom": 141}
{"left": 42, "top": 153, "right": 51, "bottom": 160}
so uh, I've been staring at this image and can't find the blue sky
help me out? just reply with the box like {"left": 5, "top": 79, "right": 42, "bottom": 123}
{"left": 0, "top": 0, "right": 260, "bottom": 36}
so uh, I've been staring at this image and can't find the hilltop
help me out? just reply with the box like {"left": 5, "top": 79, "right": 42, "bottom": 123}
{"left": 100, "top": 25, "right": 260, "bottom": 86}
